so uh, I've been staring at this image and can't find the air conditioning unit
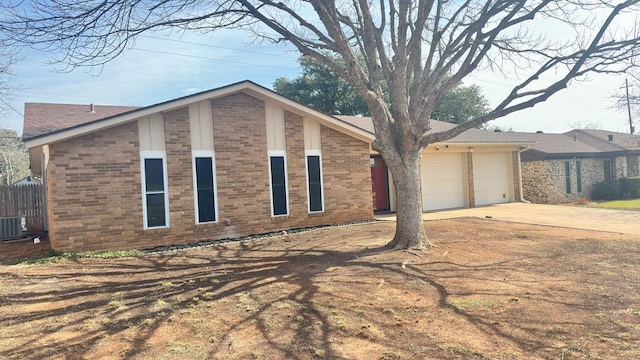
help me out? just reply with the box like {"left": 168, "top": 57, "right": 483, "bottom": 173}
{"left": 0, "top": 216, "right": 25, "bottom": 241}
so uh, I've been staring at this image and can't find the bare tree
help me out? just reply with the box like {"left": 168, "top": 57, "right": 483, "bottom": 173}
{"left": 3, "top": 1, "right": 640, "bottom": 249}
{"left": 568, "top": 120, "right": 604, "bottom": 130}
{"left": 613, "top": 79, "right": 640, "bottom": 133}
{"left": 0, "top": 38, "right": 17, "bottom": 118}
{"left": 0, "top": 128, "right": 29, "bottom": 186}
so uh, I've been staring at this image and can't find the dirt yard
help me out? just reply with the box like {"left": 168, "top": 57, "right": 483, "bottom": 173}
{"left": 1, "top": 218, "right": 639, "bottom": 360}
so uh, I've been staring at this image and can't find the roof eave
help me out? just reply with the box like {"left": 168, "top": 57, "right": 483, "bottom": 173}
{"left": 439, "top": 140, "right": 537, "bottom": 146}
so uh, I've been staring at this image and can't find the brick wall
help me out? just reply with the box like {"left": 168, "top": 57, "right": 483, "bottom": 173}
{"left": 45, "top": 93, "right": 373, "bottom": 252}
{"left": 465, "top": 153, "right": 475, "bottom": 207}
{"left": 0, "top": 237, "right": 52, "bottom": 264}
{"left": 320, "top": 125, "right": 373, "bottom": 222}
{"left": 47, "top": 122, "right": 142, "bottom": 251}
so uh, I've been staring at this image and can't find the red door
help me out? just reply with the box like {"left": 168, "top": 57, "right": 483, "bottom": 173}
{"left": 370, "top": 157, "right": 390, "bottom": 211}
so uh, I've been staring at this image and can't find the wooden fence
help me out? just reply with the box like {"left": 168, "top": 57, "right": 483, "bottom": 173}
{"left": 0, "top": 184, "right": 45, "bottom": 232}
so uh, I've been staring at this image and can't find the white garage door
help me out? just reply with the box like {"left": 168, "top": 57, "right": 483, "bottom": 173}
{"left": 473, "top": 152, "right": 511, "bottom": 206}
{"left": 421, "top": 153, "right": 465, "bottom": 211}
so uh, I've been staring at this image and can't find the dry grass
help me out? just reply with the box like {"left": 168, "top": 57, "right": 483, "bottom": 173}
{"left": 1, "top": 218, "right": 639, "bottom": 359}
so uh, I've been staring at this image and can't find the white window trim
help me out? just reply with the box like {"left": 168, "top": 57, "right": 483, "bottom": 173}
{"left": 140, "top": 150, "right": 170, "bottom": 229}
{"left": 268, "top": 150, "right": 290, "bottom": 217}
{"left": 305, "top": 149, "right": 325, "bottom": 213}
{"left": 192, "top": 150, "right": 219, "bottom": 224}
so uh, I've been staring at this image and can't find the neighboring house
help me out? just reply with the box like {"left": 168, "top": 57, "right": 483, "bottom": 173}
{"left": 23, "top": 80, "right": 533, "bottom": 252}
{"left": 516, "top": 129, "right": 640, "bottom": 204}
{"left": 12, "top": 176, "right": 40, "bottom": 186}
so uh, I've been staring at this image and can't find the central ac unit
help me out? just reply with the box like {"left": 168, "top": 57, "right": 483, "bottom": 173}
{"left": 0, "top": 216, "right": 25, "bottom": 240}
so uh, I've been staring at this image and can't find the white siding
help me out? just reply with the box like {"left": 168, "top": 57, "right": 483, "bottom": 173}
{"left": 189, "top": 100, "right": 214, "bottom": 151}
{"left": 303, "top": 118, "right": 321, "bottom": 150}
{"left": 265, "top": 102, "right": 286, "bottom": 151}
{"left": 138, "top": 114, "right": 165, "bottom": 151}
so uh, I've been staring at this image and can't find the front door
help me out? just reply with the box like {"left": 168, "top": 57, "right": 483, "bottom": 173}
{"left": 370, "top": 156, "right": 390, "bottom": 212}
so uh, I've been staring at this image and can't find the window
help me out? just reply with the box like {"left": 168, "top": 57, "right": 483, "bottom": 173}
{"left": 564, "top": 161, "right": 571, "bottom": 194}
{"left": 306, "top": 151, "right": 324, "bottom": 212}
{"left": 269, "top": 151, "right": 289, "bottom": 216}
{"left": 141, "top": 151, "right": 169, "bottom": 229}
{"left": 576, "top": 160, "right": 582, "bottom": 193}
{"left": 603, "top": 159, "right": 613, "bottom": 182}
{"left": 192, "top": 151, "right": 217, "bottom": 223}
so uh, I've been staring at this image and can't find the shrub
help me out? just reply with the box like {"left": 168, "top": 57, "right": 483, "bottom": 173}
{"left": 591, "top": 177, "right": 640, "bottom": 200}
{"left": 620, "top": 177, "right": 640, "bottom": 199}
{"left": 591, "top": 181, "right": 620, "bottom": 200}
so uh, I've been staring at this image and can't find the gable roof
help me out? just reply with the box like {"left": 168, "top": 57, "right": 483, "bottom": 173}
{"left": 335, "top": 115, "right": 640, "bottom": 156}
{"left": 511, "top": 129, "right": 640, "bottom": 160}
{"left": 22, "top": 80, "right": 373, "bottom": 148}
{"left": 507, "top": 132, "right": 606, "bottom": 155}
{"left": 564, "top": 129, "right": 640, "bottom": 151}
{"left": 23, "top": 103, "right": 139, "bottom": 140}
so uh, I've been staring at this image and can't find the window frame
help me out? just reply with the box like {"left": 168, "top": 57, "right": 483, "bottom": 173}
{"left": 268, "top": 150, "right": 290, "bottom": 217}
{"left": 305, "top": 150, "right": 325, "bottom": 213}
{"left": 140, "top": 150, "right": 170, "bottom": 229}
{"left": 603, "top": 159, "right": 613, "bottom": 182}
{"left": 564, "top": 160, "right": 571, "bottom": 194}
{"left": 576, "top": 160, "right": 582, "bottom": 193}
{"left": 192, "top": 150, "right": 218, "bottom": 224}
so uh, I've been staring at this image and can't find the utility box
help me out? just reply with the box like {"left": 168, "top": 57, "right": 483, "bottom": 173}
{"left": 0, "top": 216, "right": 25, "bottom": 240}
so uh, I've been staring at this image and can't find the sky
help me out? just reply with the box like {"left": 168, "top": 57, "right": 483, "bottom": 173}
{"left": 1, "top": 28, "right": 636, "bottom": 136}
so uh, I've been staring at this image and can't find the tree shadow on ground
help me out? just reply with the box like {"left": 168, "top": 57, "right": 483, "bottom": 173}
{"left": 1, "top": 220, "right": 639, "bottom": 359}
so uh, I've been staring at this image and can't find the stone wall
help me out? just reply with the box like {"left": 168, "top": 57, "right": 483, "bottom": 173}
{"left": 521, "top": 160, "right": 548, "bottom": 204}
{"left": 628, "top": 155, "right": 640, "bottom": 177}
{"left": 522, "top": 158, "right": 608, "bottom": 204}
{"left": 45, "top": 93, "right": 373, "bottom": 252}
{"left": 614, "top": 156, "right": 628, "bottom": 179}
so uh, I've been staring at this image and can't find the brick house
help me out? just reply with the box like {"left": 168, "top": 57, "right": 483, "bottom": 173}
{"left": 23, "top": 81, "right": 534, "bottom": 253}
{"left": 516, "top": 129, "right": 640, "bottom": 204}
{"left": 23, "top": 81, "right": 374, "bottom": 252}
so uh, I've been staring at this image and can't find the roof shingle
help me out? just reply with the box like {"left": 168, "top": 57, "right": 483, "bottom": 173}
{"left": 335, "top": 115, "right": 640, "bottom": 155}
{"left": 23, "top": 103, "right": 139, "bottom": 140}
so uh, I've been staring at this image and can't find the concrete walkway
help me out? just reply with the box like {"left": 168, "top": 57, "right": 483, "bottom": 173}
{"left": 375, "top": 203, "right": 640, "bottom": 235}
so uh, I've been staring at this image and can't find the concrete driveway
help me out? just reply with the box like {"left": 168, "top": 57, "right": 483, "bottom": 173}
{"left": 376, "top": 203, "right": 640, "bottom": 235}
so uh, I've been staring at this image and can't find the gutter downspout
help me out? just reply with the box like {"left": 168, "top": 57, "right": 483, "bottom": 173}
{"left": 518, "top": 145, "right": 531, "bottom": 203}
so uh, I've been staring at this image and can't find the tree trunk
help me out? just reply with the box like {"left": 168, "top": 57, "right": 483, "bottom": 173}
{"left": 385, "top": 152, "right": 430, "bottom": 249}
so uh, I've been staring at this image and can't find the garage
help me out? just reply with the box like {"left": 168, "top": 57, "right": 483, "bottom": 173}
{"left": 473, "top": 152, "right": 511, "bottom": 206}
{"left": 421, "top": 153, "right": 466, "bottom": 211}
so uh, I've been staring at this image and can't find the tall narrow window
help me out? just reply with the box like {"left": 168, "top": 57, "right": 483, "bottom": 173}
{"left": 576, "top": 160, "right": 582, "bottom": 193}
{"left": 192, "top": 151, "right": 217, "bottom": 223}
{"left": 269, "top": 152, "right": 289, "bottom": 216}
{"left": 141, "top": 151, "right": 169, "bottom": 229}
{"left": 306, "top": 151, "right": 324, "bottom": 212}
{"left": 603, "top": 159, "right": 613, "bottom": 182}
{"left": 564, "top": 161, "right": 571, "bottom": 194}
